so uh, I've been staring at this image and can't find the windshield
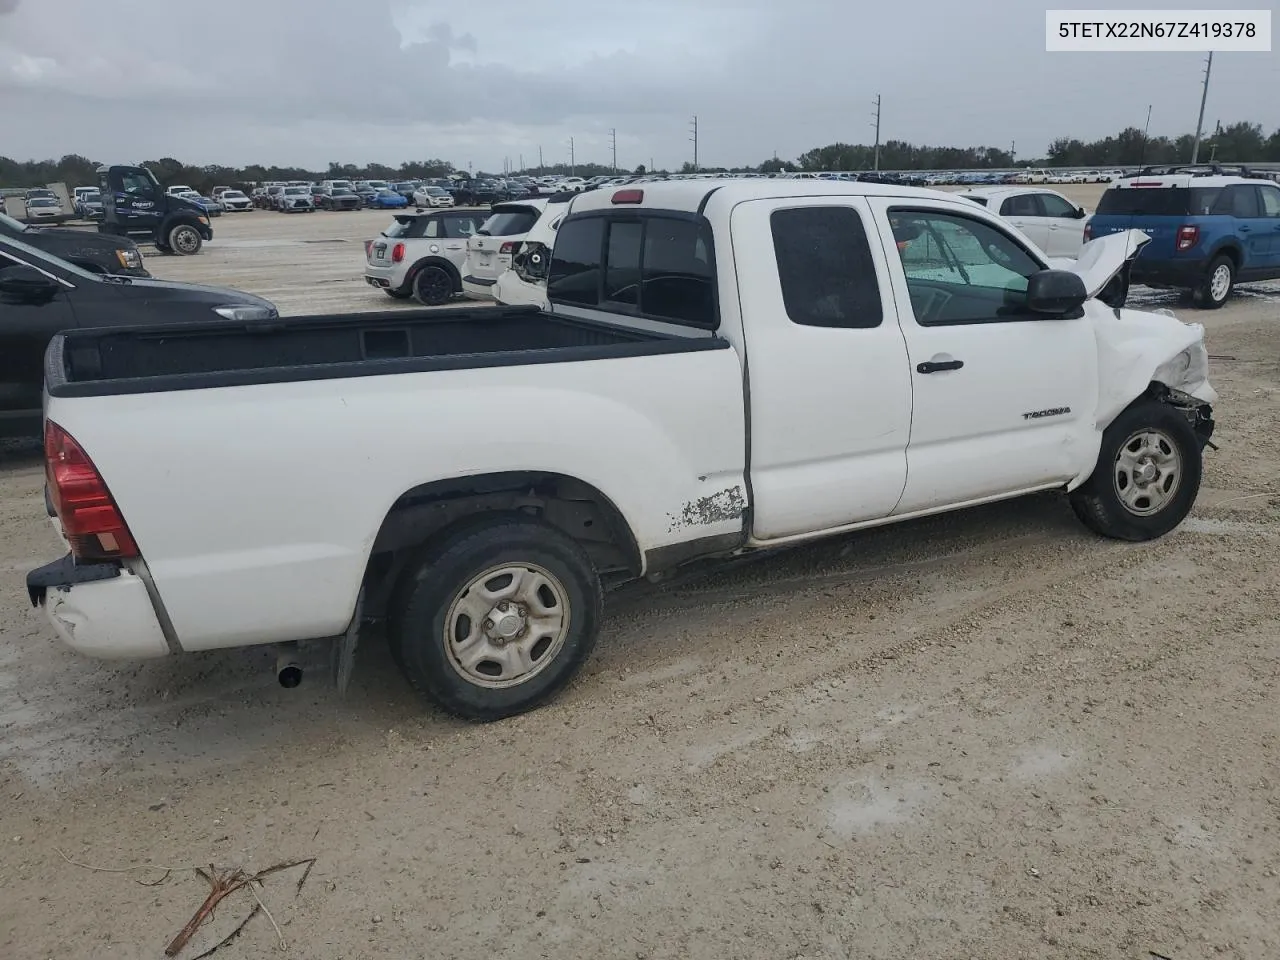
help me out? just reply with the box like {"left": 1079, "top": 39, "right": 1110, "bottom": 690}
{"left": 426, "top": 187, "right": 446, "bottom": 196}
{"left": 332, "top": 188, "right": 354, "bottom": 196}
{"left": 1095, "top": 187, "right": 1222, "bottom": 217}
{"left": 28, "top": 198, "right": 59, "bottom": 206}
{"left": 224, "top": 191, "right": 246, "bottom": 199}
{"left": 285, "top": 187, "right": 309, "bottom": 195}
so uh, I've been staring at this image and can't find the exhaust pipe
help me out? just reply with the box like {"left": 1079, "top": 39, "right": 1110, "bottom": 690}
{"left": 275, "top": 642, "right": 302, "bottom": 688}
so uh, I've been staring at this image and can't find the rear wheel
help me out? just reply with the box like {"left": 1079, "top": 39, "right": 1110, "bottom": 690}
{"left": 168, "top": 224, "right": 202, "bottom": 255}
{"left": 1068, "top": 399, "right": 1202, "bottom": 541}
{"left": 413, "top": 265, "right": 454, "bottom": 306}
{"left": 1195, "top": 255, "right": 1234, "bottom": 309}
{"left": 390, "top": 518, "right": 602, "bottom": 720}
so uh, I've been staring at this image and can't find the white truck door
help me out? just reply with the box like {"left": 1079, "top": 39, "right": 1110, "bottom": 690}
{"left": 730, "top": 197, "right": 913, "bottom": 540}
{"left": 866, "top": 198, "right": 1098, "bottom": 515}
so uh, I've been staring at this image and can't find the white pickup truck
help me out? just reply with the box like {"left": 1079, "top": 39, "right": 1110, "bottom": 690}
{"left": 28, "top": 180, "right": 1217, "bottom": 721}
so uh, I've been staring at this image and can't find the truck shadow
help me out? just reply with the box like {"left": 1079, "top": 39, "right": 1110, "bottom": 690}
{"left": 4, "top": 491, "right": 1095, "bottom": 784}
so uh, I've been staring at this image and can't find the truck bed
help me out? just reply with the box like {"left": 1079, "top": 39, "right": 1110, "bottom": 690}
{"left": 46, "top": 305, "right": 722, "bottom": 398}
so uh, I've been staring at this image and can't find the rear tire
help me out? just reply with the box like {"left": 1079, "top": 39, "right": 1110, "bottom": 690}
{"left": 389, "top": 518, "right": 602, "bottom": 721}
{"left": 1195, "top": 255, "right": 1234, "bottom": 309}
{"left": 413, "top": 265, "right": 454, "bottom": 306}
{"left": 1068, "top": 399, "right": 1202, "bottom": 541}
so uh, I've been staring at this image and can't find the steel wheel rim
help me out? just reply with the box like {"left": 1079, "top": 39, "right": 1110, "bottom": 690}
{"left": 443, "top": 562, "right": 571, "bottom": 689}
{"left": 1113, "top": 428, "right": 1182, "bottom": 517}
{"left": 418, "top": 268, "right": 451, "bottom": 303}
{"left": 1209, "top": 264, "right": 1231, "bottom": 302}
{"left": 173, "top": 228, "right": 199, "bottom": 254}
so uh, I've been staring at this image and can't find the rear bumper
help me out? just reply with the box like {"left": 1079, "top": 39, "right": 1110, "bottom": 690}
{"left": 27, "top": 555, "right": 170, "bottom": 659}
{"left": 462, "top": 275, "right": 497, "bottom": 299}
{"left": 1130, "top": 258, "right": 1208, "bottom": 289}
{"left": 364, "top": 262, "right": 406, "bottom": 291}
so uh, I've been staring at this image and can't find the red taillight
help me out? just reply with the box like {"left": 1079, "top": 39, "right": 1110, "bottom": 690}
{"left": 1082, "top": 222, "right": 1092, "bottom": 242}
{"left": 1176, "top": 225, "right": 1199, "bottom": 252}
{"left": 365, "top": 240, "right": 373, "bottom": 257}
{"left": 44, "top": 421, "right": 138, "bottom": 561}
{"left": 612, "top": 189, "right": 643, "bottom": 204}
{"left": 499, "top": 241, "right": 515, "bottom": 255}
{"left": 392, "top": 242, "right": 405, "bottom": 263}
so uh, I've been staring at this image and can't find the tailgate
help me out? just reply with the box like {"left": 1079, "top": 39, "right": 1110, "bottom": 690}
{"left": 466, "top": 236, "right": 506, "bottom": 279}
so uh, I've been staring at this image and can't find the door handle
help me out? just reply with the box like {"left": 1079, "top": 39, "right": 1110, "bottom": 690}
{"left": 1238, "top": 225, "right": 1251, "bottom": 233}
{"left": 917, "top": 359, "right": 964, "bottom": 374}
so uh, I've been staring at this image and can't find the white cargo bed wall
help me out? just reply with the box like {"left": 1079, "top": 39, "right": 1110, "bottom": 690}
{"left": 48, "top": 349, "right": 747, "bottom": 652}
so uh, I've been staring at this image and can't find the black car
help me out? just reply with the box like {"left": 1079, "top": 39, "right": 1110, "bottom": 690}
{"left": 0, "top": 210, "right": 148, "bottom": 278}
{"left": 319, "top": 187, "right": 362, "bottom": 211}
{"left": 450, "top": 179, "right": 503, "bottom": 206}
{"left": 354, "top": 184, "right": 381, "bottom": 207}
{"left": 0, "top": 232, "right": 276, "bottom": 438}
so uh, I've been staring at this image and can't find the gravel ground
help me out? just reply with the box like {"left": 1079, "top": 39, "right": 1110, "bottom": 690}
{"left": 1, "top": 195, "right": 1279, "bottom": 960}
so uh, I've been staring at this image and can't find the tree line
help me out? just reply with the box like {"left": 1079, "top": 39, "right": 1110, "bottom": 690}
{"left": 4, "top": 120, "right": 1279, "bottom": 191}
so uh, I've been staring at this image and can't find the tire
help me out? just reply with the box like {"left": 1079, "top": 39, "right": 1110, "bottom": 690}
{"left": 1068, "top": 399, "right": 1202, "bottom": 542}
{"left": 168, "top": 224, "right": 202, "bottom": 255}
{"left": 412, "top": 265, "right": 454, "bottom": 306}
{"left": 383, "top": 287, "right": 413, "bottom": 300}
{"left": 1195, "top": 254, "right": 1234, "bottom": 309}
{"left": 389, "top": 518, "right": 602, "bottom": 720}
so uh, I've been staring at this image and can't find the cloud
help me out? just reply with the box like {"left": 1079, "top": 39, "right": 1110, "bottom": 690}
{"left": 1, "top": 0, "right": 1277, "bottom": 171}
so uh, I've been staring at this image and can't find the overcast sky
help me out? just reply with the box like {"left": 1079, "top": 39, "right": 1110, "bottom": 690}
{"left": 1, "top": 0, "right": 1276, "bottom": 172}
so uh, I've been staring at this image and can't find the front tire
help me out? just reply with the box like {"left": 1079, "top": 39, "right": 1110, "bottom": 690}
{"left": 168, "top": 224, "right": 202, "bottom": 255}
{"left": 390, "top": 518, "right": 602, "bottom": 721}
{"left": 1195, "top": 255, "right": 1234, "bottom": 309}
{"left": 1069, "top": 399, "right": 1202, "bottom": 541}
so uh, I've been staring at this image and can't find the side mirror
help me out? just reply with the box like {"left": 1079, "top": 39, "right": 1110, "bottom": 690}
{"left": 1026, "top": 269, "right": 1087, "bottom": 317}
{"left": 0, "top": 264, "right": 62, "bottom": 303}
{"left": 1075, "top": 206, "right": 1088, "bottom": 219}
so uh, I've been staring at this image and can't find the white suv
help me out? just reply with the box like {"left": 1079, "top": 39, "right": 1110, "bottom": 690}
{"left": 461, "top": 199, "right": 549, "bottom": 300}
{"left": 363, "top": 210, "right": 485, "bottom": 305}
{"left": 493, "top": 194, "right": 576, "bottom": 308}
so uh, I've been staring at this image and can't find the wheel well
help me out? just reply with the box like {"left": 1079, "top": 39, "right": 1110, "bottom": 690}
{"left": 1210, "top": 244, "right": 1240, "bottom": 269}
{"left": 407, "top": 256, "right": 462, "bottom": 292}
{"left": 360, "top": 472, "right": 641, "bottom": 619}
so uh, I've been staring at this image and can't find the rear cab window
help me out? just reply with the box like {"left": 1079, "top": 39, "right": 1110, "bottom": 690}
{"left": 769, "top": 206, "right": 882, "bottom": 328}
{"left": 548, "top": 213, "right": 716, "bottom": 328}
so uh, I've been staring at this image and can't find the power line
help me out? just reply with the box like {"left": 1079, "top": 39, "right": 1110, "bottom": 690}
{"left": 1190, "top": 51, "right": 1214, "bottom": 163}
{"left": 870, "top": 94, "right": 882, "bottom": 171}
{"left": 689, "top": 115, "right": 699, "bottom": 172}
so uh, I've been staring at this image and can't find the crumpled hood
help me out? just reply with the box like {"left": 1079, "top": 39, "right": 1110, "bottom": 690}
{"left": 1067, "top": 228, "right": 1151, "bottom": 298}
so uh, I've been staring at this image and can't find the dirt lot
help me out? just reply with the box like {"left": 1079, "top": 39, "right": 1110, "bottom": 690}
{"left": 2, "top": 192, "right": 1280, "bottom": 960}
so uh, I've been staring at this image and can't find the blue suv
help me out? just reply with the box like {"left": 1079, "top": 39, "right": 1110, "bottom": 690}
{"left": 1085, "top": 164, "right": 1280, "bottom": 308}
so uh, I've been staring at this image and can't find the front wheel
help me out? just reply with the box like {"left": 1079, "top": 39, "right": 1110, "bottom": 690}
{"left": 390, "top": 518, "right": 602, "bottom": 720}
{"left": 1069, "top": 399, "right": 1202, "bottom": 541}
{"left": 167, "top": 224, "right": 202, "bottom": 255}
{"left": 1195, "top": 255, "right": 1234, "bottom": 309}
{"left": 413, "top": 265, "right": 454, "bottom": 306}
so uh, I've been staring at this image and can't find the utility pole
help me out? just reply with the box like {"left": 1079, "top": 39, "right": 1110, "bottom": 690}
{"left": 871, "top": 94, "right": 882, "bottom": 171}
{"left": 569, "top": 137, "right": 575, "bottom": 178}
{"left": 610, "top": 128, "right": 617, "bottom": 173}
{"left": 538, "top": 146, "right": 543, "bottom": 174}
{"left": 519, "top": 153, "right": 523, "bottom": 173}
{"left": 689, "top": 115, "right": 698, "bottom": 172}
{"left": 1010, "top": 140, "right": 1016, "bottom": 165}
{"left": 1190, "top": 51, "right": 1213, "bottom": 163}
